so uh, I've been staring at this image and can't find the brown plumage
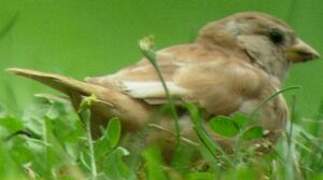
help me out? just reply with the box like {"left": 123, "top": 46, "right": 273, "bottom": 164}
{"left": 7, "top": 12, "right": 320, "bottom": 154}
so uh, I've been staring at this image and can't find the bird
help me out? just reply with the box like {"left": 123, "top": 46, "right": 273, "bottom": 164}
{"left": 7, "top": 12, "right": 320, "bottom": 155}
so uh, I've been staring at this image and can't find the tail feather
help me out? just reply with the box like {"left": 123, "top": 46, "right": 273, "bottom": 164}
{"left": 6, "top": 68, "right": 103, "bottom": 96}
{"left": 7, "top": 67, "right": 152, "bottom": 136}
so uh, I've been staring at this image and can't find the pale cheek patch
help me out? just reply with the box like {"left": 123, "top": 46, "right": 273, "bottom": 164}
{"left": 119, "top": 81, "right": 188, "bottom": 98}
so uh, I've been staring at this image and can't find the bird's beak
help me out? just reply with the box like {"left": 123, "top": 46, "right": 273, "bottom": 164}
{"left": 285, "top": 38, "right": 320, "bottom": 63}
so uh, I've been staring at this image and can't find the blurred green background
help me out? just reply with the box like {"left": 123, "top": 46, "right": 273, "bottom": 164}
{"left": 0, "top": 0, "right": 322, "bottom": 117}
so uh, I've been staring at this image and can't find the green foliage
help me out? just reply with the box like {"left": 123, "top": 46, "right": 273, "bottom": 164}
{"left": 0, "top": 93, "right": 323, "bottom": 179}
{"left": 185, "top": 103, "right": 219, "bottom": 161}
{"left": 209, "top": 116, "right": 240, "bottom": 137}
{"left": 142, "top": 146, "right": 168, "bottom": 180}
{"left": 241, "top": 127, "right": 264, "bottom": 140}
{"left": 186, "top": 172, "right": 215, "bottom": 180}
{"left": 209, "top": 114, "right": 264, "bottom": 141}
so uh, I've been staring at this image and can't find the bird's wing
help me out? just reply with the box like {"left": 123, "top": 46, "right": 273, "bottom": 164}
{"left": 86, "top": 51, "right": 190, "bottom": 104}
{"left": 86, "top": 43, "right": 229, "bottom": 103}
{"left": 86, "top": 43, "right": 265, "bottom": 115}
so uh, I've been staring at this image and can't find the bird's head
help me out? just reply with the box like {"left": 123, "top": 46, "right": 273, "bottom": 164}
{"left": 197, "top": 12, "right": 320, "bottom": 80}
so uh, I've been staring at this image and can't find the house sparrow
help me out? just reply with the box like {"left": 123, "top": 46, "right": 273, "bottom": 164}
{"left": 7, "top": 12, "right": 320, "bottom": 153}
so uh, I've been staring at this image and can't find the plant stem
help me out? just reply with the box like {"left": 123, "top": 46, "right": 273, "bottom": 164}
{"left": 79, "top": 96, "right": 98, "bottom": 179}
{"left": 139, "top": 38, "right": 181, "bottom": 145}
{"left": 286, "top": 95, "right": 296, "bottom": 180}
{"left": 85, "top": 111, "right": 98, "bottom": 179}
{"left": 250, "top": 86, "right": 300, "bottom": 118}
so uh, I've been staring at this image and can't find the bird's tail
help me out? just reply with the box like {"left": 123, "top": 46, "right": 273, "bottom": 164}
{"left": 6, "top": 68, "right": 101, "bottom": 96}
{"left": 6, "top": 67, "right": 151, "bottom": 136}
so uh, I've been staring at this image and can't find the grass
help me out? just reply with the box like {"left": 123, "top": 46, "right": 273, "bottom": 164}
{"left": 1, "top": 88, "right": 323, "bottom": 179}
{"left": 0, "top": 38, "right": 323, "bottom": 180}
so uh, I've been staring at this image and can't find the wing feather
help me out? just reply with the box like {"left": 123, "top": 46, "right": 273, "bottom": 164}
{"left": 119, "top": 81, "right": 188, "bottom": 98}
{"left": 85, "top": 43, "right": 232, "bottom": 105}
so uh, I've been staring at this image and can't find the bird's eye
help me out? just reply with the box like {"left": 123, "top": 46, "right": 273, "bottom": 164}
{"left": 269, "top": 30, "right": 284, "bottom": 44}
